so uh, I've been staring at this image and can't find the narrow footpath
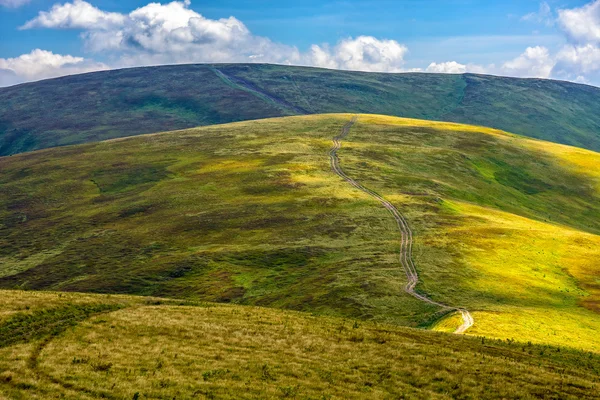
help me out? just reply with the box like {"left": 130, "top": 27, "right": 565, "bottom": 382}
{"left": 330, "top": 116, "right": 473, "bottom": 334}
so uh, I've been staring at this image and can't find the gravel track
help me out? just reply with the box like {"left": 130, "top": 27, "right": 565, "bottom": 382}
{"left": 330, "top": 116, "right": 473, "bottom": 334}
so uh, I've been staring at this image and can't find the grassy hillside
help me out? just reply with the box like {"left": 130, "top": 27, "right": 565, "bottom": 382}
{"left": 1, "top": 114, "right": 599, "bottom": 352}
{"left": 1, "top": 64, "right": 600, "bottom": 156}
{"left": 342, "top": 115, "right": 600, "bottom": 351}
{"left": 0, "top": 290, "right": 599, "bottom": 399}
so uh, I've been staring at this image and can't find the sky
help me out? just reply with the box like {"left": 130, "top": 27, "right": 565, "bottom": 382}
{"left": 1, "top": 0, "right": 600, "bottom": 87}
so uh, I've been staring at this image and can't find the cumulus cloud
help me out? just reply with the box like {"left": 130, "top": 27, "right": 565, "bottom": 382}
{"left": 555, "top": 44, "right": 600, "bottom": 77}
{"left": 558, "top": 0, "right": 600, "bottom": 44}
{"left": 0, "top": 49, "right": 107, "bottom": 86}
{"left": 309, "top": 36, "right": 408, "bottom": 72}
{"left": 0, "top": 0, "right": 30, "bottom": 7}
{"left": 0, "top": 69, "right": 21, "bottom": 87}
{"left": 22, "top": 0, "right": 299, "bottom": 66}
{"left": 21, "top": 0, "right": 408, "bottom": 73}
{"left": 10, "top": 0, "right": 600, "bottom": 86}
{"left": 501, "top": 46, "right": 554, "bottom": 78}
{"left": 426, "top": 48, "right": 554, "bottom": 79}
{"left": 429, "top": 0, "right": 600, "bottom": 86}
{"left": 425, "top": 61, "right": 493, "bottom": 76}
{"left": 426, "top": 61, "right": 468, "bottom": 74}
{"left": 553, "top": 1, "right": 600, "bottom": 83}
{"left": 21, "top": 0, "right": 124, "bottom": 30}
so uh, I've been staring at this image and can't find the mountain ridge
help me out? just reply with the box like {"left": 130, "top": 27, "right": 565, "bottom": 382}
{"left": 5, "top": 63, "right": 600, "bottom": 91}
{"left": 2, "top": 63, "right": 600, "bottom": 156}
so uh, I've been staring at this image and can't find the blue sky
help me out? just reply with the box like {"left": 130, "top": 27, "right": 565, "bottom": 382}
{"left": 1, "top": 0, "right": 600, "bottom": 86}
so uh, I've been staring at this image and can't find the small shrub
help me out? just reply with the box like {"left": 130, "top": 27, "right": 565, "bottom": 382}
{"left": 279, "top": 385, "right": 299, "bottom": 398}
{"left": 375, "top": 366, "right": 392, "bottom": 383}
{"left": 158, "top": 380, "right": 170, "bottom": 388}
{"left": 91, "top": 361, "right": 113, "bottom": 372}
{"left": 373, "top": 334, "right": 387, "bottom": 344}
{"left": 202, "top": 369, "right": 229, "bottom": 381}
{"left": 0, "top": 371, "right": 13, "bottom": 383}
{"left": 318, "top": 370, "right": 334, "bottom": 384}
{"left": 261, "top": 364, "right": 276, "bottom": 381}
{"left": 348, "top": 334, "right": 364, "bottom": 343}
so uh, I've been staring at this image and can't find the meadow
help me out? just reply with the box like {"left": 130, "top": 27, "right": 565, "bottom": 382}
{"left": 0, "top": 290, "right": 599, "bottom": 399}
{"left": 1, "top": 114, "right": 599, "bottom": 352}
{"left": 0, "top": 115, "right": 435, "bottom": 327}
{"left": 345, "top": 115, "right": 600, "bottom": 350}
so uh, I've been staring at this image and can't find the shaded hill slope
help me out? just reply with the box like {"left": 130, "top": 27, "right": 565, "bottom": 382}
{"left": 1, "top": 114, "right": 599, "bottom": 351}
{"left": 1, "top": 64, "right": 600, "bottom": 155}
{"left": 1, "top": 290, "right": 599, "bottom": 399}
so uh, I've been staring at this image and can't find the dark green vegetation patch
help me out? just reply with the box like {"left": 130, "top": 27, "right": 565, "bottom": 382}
{"left": 0, "top": 303, "right": 122, "bottom": 349}
{"left": 91, "top": 164, "right": 170, "bottom": 194}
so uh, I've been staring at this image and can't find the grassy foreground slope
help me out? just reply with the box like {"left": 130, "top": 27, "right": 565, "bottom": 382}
{"left": 2, "top": 64, "right": 600, "bottom": 155}
{"left": 1, "top": 114, "right": 600, "bottom": 351}
{"left": 0, "top": 290, "right": 599, "bottom": 400}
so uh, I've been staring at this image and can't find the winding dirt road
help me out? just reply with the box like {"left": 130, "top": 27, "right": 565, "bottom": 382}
{"left": 330, "top": 116, "right": 474, "bottom": 334}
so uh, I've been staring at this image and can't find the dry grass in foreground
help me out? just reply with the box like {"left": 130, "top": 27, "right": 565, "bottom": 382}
{"left": 0, "top": 290, "right": 598, "bottom": 399}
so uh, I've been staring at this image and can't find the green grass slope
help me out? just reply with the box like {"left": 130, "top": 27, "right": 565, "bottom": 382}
{"left": 1, "top": 114, "right": 599, "bottom": 352}
{"left": 0, "top": 290, "right": 599, "bottom": 399}
{"left": 1, "top": 64, "right": 600, "bottom": 156}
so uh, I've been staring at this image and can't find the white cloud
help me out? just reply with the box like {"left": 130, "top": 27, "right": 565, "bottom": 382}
{"left": 0, "top": 0, "right": 30, "bottom": 7}
{"left": 307, "top": 45, "right": 338, "bottom": 70}
{"left": 426, "top": 61, "right": 467, "bottom": 74}
{"left": 11, "top": 0, "right": 600, "bottom": 86}
{"left": 23, "top": 0, "right": 301, "bottom": 66}
{"left": 21, "top": 1, "right": 406, "bottom": 73}
{"left": 309, "top": 36, "right": 408, "bottom": 72}
{"left": 21, "top": 0, "right": 125, "bottom": 30}
{"left": 427, "top": 47, "right": 555, "bottom": 79}
{"left": 554, "top": 44, "right": 600, "bottom": 80}
{"left": 501, "top": 46, "right": 554, "bottom": 78}
{"left": 0, "top": 69, "right": 21, "bottom": 87}
{"left": 558, "top": 0, "right": 600, "bottom": 44}
{"left": 0, "top": 49, "right": 107, "bottom": 86}
{"left": 552, "top": 1, "right": 600, "bottom": 83}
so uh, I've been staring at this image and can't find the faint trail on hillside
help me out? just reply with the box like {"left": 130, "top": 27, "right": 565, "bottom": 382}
{"left": 286, "top": 75, "right": 315, "bottom": 113}
{"left": 26, "top": 306, "right": 125, "bottom": 399}
{"left": 330, "top": 116, "right": 473, "bottom": 334}
{"left": 211, "top": 68, "right": 308, "bottom": 115}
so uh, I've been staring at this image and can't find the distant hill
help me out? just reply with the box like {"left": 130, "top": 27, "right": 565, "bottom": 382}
{"left": 1, "top": 64, "right": 600, "bottom": 156}
{"left": 1, "top": 114, "right": 599, "bottom": 351}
